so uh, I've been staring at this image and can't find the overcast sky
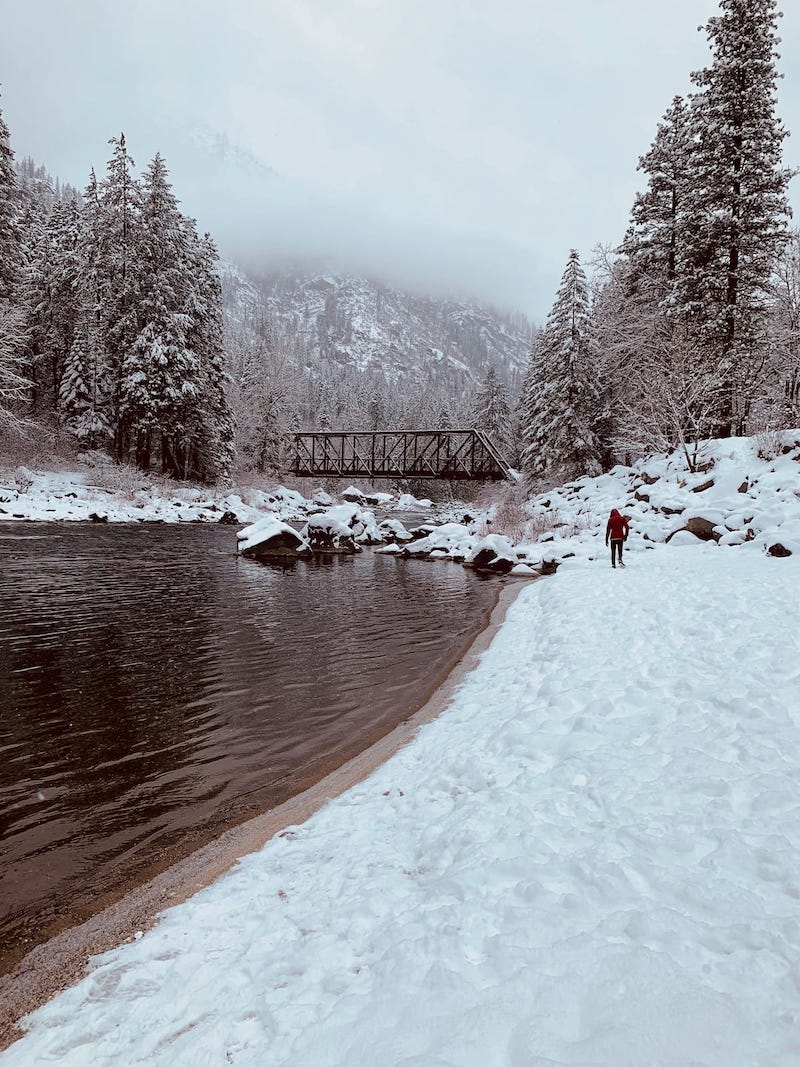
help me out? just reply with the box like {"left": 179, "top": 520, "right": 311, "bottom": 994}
{"left": 2, "top": 0, "right": 800, "bottom": 319}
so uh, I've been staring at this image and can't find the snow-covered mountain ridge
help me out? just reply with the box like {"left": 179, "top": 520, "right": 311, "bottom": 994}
{"left": 220, "top": 262, "right": 534, "bottom": 388}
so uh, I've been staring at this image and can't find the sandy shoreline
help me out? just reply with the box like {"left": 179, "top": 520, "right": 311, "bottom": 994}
{"left": 0, "top": 577, "right": 534, "bottom": 1050}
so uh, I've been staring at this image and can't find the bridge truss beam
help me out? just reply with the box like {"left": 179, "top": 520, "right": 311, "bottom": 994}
{"left": 289, "top": 429, "right": 513, "bottom": 481}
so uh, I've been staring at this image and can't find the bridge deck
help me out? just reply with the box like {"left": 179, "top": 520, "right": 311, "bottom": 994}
{"left": 289, "top": 429, "right": 512, "bottom": 481}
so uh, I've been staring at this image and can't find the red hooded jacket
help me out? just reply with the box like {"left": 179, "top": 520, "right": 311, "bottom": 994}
{"left": 606, "top": 509, "right": 629, "bottom": 542}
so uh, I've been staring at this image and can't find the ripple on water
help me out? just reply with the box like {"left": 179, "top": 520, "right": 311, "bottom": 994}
{"left": 0, "top": 521, "right": 498, "bottom": 969}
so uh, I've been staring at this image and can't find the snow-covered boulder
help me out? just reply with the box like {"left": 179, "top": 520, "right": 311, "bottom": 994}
{"left": 510, "top": 562, "right": 537, "bottom": 577}
{"left": 378, "top": 518, "right": 413, "bottom": 544}
{"left": 667, "top": 515, "right": 721, "bottom": 543}
{"left": 396, "top": 493, "right": 432, "bottom": 510}
{"left": 403, "top": 522, "right": 474, "bottom": 562}
{"left": 312, "top": 489, "right": 335, "bottom": 507}
{"left": 271, "top": 485, "right": 307, "bottom": 510}
{"left": 354, "top": 509, "right": 383, "bottom": 544}
{"left": 466, "top": 534, "right": 517, "bottom": 573}
{"left": 237, "top": 516, "right": 311, "bottom": 558}
{"left": 300, "top": 513, "right": 360, "bottom": 553}
{"left": 364, "top": 491, "right": 394, "bottom": 507}
{"left": 342, "top": 485, "right": 366, "bottom": 503}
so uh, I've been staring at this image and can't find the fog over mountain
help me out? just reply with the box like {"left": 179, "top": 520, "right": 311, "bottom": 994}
{"left": 167, "top": 121, "right": 546, "bottom": 316}
{"left": 2, "top": 0, "right": 800, "bottom": 318}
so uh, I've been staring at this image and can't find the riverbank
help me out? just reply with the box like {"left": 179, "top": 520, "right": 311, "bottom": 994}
{"left": 3, "top": 548, "right": 799, "bottom": 1066}
{"left": 0, "top": 578, "right": 530, "bottom": 1050}
{"left": 0, "top": 461, "right": 426, "bottom": 525}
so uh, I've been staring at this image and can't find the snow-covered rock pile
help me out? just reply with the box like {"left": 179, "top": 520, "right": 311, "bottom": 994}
{"left": 237, "top": 517, "right": 311, "bottom": 559}
{"left": 296, "top": 503, "right": 383, "bottom": 553}
{"left": 0, "top": 467, "right": 435, "bottom": 528}
{"left": 517, "top": 430, "right": 800, "bottom": 567}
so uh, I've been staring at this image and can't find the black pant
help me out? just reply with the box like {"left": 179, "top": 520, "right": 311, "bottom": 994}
{"left": 610, "top": 538, "right": 624, "bottom": 564}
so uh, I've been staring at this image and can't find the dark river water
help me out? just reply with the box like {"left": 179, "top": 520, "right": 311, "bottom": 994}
{"left": 0, "top": 522, "right": 499, "bottom": 972}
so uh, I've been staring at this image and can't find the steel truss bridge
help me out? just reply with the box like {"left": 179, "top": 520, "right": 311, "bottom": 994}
{"left": 289, "top": 429, "right": 513, "bottom": 481}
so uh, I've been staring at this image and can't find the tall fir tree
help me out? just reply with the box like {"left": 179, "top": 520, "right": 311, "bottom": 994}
{"left": 0, "top": 103, "right": 21, "bottom": 303}
{"left": 184, "top": 230, "right": 235, "bottom": 482}
{"left": 621, "top": 95, "right": 693, "bottom": 302}
{"left": 98, "top": 133, "right": 142, "bottom": 454}
{"left": 470, "top": 365, "right": 513, "bottom": 457}
{"left": 59, "top": 171, "right": 112, "bottom": 446}
{"left": 521, "top": 250, "right": 605, "bottom": 483}
{"left": 118, "top": 152, "right": 195, "bottom": 471}
{"left": 679, "top": 0, "right": 793, "bottom": 434}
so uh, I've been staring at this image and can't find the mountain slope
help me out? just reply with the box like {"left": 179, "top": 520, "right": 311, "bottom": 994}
{"left": 221, "top": 263, "right": 534, "bottom": 391}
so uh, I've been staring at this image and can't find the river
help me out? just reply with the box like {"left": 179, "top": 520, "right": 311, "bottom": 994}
{"left": 0, "top": 522, "right": 499, "bottom": 973}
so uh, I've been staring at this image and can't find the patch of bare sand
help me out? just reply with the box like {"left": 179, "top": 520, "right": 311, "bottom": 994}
{"left": 0, "top": 577, "right": 535, "bottom": 1050}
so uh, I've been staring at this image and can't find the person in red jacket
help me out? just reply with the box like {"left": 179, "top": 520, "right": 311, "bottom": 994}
{"left": 605, "top": 508, "right": 630, "bottom": 568}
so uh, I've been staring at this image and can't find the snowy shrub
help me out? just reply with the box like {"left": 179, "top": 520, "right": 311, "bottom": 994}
{"left": 492, "top": 491, "right": 530, "bottom": 541}
{"left": 755, "top": 429, "right": 786, "bottom": 462}
{"left": 92, "top": 460, "right": 150, "bottom": 496}
{"left": 13, "top": 465, "right": 34, "bottom": 493}
{"left": 525, "top": 508, "right": 565, "bottom": 541}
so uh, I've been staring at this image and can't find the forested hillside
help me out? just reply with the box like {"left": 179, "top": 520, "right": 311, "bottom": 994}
{"left": 0, "top": 128, "right": 233, "bottom": 482}
{"left": 221, "top": 262, "right": 531, "bottom": 471}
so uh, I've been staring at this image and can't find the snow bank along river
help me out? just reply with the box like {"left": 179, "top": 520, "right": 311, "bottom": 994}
{"left": 3, "top": 546, "right": 799, "bottom": 1066}
{"left": 0, "top": 522, "right": 499, "bottom": 974}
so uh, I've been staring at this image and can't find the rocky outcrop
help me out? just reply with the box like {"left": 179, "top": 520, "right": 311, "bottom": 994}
{"left": 301, "top": 513, "right": 360, "bottom": 553}
{"left": 667, "top": 516, "right": 720, "bottom": 543}
{"left": 466, "top": 535, "right": 517, "bottom": 573}
{"left": 237, "top": 517, "right": 312, "bottom": 559}
{"left": 767, "top": 541, "right": 792, "bottom": 557}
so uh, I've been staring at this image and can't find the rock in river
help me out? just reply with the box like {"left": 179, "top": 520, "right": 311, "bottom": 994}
{"left": 237, "top": 516, "right": 312, "bottom": 559}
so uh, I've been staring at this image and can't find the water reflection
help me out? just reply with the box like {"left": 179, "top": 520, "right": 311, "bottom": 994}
{"left": 0, "top": 523, "right": 498, "bottom": 970}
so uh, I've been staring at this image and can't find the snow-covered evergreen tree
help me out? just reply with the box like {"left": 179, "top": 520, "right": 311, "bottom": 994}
{"left": 622, "top": 95, "right": 693, "bottom": 302}
{"left": 98, "top": 134, "right": 142, "bottom": 452}
{"left": 0, "top": 103, "right": 21, "bottom": 303}
{"left": 470, "top": 365, "right": 513, "bottom": 456}
{"left": 59, "top": 170, "right": 112, "bottom": 447}
{"left": 183, "top": 230, "right": 235, "bottom": 482}
{"left": 679, "top": 0, "right": 793, "bottom": 434}
{"left": 0, "top": 304, "right": 29, "bottom": 433}
{"left": 117, "top": 153, "right": 195, "bottom": 471}
{"left": 521, "top": 250, "right": 605, "bottom": 483}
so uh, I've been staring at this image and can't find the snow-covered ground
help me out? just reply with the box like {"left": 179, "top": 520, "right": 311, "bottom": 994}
{"left": 0, "top": 466, "right": 433, "bottom": 527}
{"left": 3, "top": 432, "right": 800, "bottom": 1064}
{"left": 4, "top": 543, "right": 799, "bottom": 1066}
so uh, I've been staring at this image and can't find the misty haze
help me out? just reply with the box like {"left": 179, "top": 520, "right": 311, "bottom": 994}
{"left": 1, "top": 2, "right": 800, "bottom": 1065}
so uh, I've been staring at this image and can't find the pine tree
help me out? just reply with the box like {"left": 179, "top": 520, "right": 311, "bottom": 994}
{"left": 184, "top": 230, "right": 235, "bottom": 482}
{"left": 520, "top": 250, "right": 605, "bottom": 483}
{"left": 0, "top": 304, "right": 29, "bottom": 432}
{"left": 621, "top": 95, "right": 693, "bottom": 302}
{"left": 118, "top": 153, "right": 194, "bottom": 471}
{"left": 59, "top": 170, "right": 112, "bottom": 447}
{"left": 470, "top": 365, "right": 513, "bottom": 456}
{"left": 98, "top": 133, "right": 142, "bottom": 453}
{"left": 19, "top": 183, "right": 57, "bottom": 416}
{"left": 679, "top": 0, "right": 793, "bottom": 434}
{"left": 0, "top": 103, "right": 20, "bottom": 303}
